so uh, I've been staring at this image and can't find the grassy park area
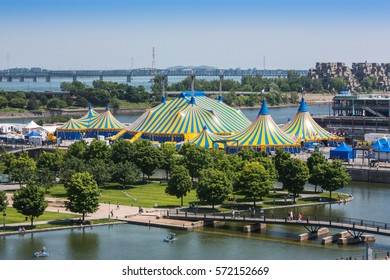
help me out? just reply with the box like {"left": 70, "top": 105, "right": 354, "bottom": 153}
{"left": 46, "top": 181, "right": 349, "bottom": 211}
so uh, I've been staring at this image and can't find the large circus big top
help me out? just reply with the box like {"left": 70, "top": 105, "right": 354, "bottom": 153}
{"left": 224, "top": 99, "right": 299, "bottom": 150}
{"left": 282, "top": 98, "right": 340, "bottom": 142}
{"left": 128, "top": 92, "right": 251, "bottom": 138}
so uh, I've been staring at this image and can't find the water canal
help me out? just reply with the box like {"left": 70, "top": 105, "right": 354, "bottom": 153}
{"left": 1, "top": 181, "right": 389, "bottom": 260}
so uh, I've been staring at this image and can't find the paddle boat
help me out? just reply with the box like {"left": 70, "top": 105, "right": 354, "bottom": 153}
{"left": 163, "top": 232, "right": 177, "bottom": 242}
{"left": 34, "top": 247, "right": 49, "bottom": 258}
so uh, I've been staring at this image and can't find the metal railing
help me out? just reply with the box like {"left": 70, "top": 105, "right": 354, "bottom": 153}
{"left": 164, "top": 209, "right": 390, "bottom": 235}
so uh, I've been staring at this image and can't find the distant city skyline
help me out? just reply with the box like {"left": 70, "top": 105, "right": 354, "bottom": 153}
{"left": 0, "top": 0, "right": 389, "bottom": 70}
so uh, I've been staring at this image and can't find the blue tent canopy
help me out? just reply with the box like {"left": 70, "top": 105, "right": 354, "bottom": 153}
{"left": 25, "top": 131, "right": 42, "bottom": 139}
{"left": 330, "top": 142, "right": 356, "bottom": 161}
{"left": 338, "top": 91, "right": 350, "bottom": 94}
{"left": 371, "top": 140, "right": 383, "bottom": 151}
{"left": 379, "top": 142, "right": 390, "bottom": 153}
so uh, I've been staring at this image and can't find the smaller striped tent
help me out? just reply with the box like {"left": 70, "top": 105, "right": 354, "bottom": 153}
{"left": 176, "top": 126, "right": 225, "bottom": 149}
{"left": 56, "top": 118, "right": 87, "bottom": 140}
{"left": 84, "top": 105, "right": 125, "bottom": 138}
{"left": 80, "top": 105, "right": 99, "bottom": 120}
{"left": 283, "top": 98, "right": 341, "bottom": 143}
{"left": 78, "top": 105, "right": 99, "bottom": 127}
{"left": 225, "top": 99, "right": 300, "bottom": 153}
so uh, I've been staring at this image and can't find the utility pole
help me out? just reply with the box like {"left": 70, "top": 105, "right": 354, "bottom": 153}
{"left": 263, "top": 56, "right": 266, "bottom": 70}
{"left": 152, "top": 47, "right": 156, "bottom": 70}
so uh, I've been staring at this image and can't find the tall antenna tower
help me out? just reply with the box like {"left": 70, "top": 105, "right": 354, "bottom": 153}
{"left": 263, "top": 56, "right": 266, "bottom": 70}
{"left": 7, "top": 52, "right": 10, "bottom": 71}
{"left": 152, "top": 47, "right": 156, "bottom": 70}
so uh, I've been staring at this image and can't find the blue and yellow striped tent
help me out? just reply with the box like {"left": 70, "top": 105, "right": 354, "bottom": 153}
{"left": 77, "top": 105, "right": 98, "bottom": 127}
{"left": 84, "top": 106, "right": 125, "bottom": 138}
{"left": 181, "top": 92, "right": 251, "bottom": 133}
{"left": 126, "top": 92, "right": 251, "bottom": 143}
{"left": 56, "top": 118, "right": 87, "bottom": 140}
{"left": 282, "top": 98, "right": 340, "bottom": 142}
{"left": 176, "top": 126, "right": 225, "bottom": 149}
{"left": 225, "top": 100, "right": 300, "bottom": 152}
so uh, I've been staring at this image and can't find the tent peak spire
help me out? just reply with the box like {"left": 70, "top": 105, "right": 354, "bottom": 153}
{"left": 298, "top": 98, "right": 308, "bottom": 112}
{"left": 258, "top": 99, "right": 270, "bottom": 115}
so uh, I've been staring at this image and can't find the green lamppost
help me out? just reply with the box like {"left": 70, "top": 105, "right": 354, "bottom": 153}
{"left": 2, "top": 209, "right": 6, "bottom": 229}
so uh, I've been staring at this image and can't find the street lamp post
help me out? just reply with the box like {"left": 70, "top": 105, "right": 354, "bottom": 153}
{"left": 2, "top": 209, "right": 6, "bottom": 229}
{"left": 273, "top": 188, "right": 276, "bottom": 206}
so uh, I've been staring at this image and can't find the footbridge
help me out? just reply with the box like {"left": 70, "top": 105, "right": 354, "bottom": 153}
{"left": 164, "top": 209, "right": 390, "bottom": 237}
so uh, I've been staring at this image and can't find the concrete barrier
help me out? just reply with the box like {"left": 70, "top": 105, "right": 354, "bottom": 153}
{"left": 297, "top": 228, "right": 329, "bottom": 241}
{"left": 322, "top": 231, "right": 351, "bottom": 245}
{"left": 243, "top": 223, "right": 266, "bottom": 233}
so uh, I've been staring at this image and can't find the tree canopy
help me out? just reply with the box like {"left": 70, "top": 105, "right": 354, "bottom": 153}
{"left": 12, "top": 185, "right": 48, "bottom": 228}
{"left": 64, "top": 172, "right": 100, "bottom": 221}
{"left": 196, "top": 168, "right": 232, "bottom": 209}
{"left": 166, "top": 165, "right": 192, "bottom": 206}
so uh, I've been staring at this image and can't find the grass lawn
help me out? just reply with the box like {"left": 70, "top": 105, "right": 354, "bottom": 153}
{"left": 47, "top": 182, "right": 200, "bottom": 208}
{"left": 1, "top": 206, "right": 81, "bottom": 226}
{"left": 46, "top": 182, "right": 350, "bottom": 212}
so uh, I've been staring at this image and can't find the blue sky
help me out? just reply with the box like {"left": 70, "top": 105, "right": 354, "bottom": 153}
{"left": 0, "top": 0, "right": 389, "bottom": 70}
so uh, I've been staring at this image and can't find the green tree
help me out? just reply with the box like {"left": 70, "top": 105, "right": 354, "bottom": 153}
{"left": 60, "top": 157, "right": 87, "bottom": 185}
{"left": 329, "top": 77, "right": 347, "bottom": 92}
{"left": 8, "top": 98, "right": 27, "bottom": 108}
{"left": 278, "top": 158, "right": 309, "bottom": 203}
{"left": 64, "top": 172, "right": 100, "bottom": 221}
{"left": 110, "top": 139, "right": 136, "bottom": 164}
{"left": 196, "top": 168, "right": 232, "bottom": 209}
{"left": 67, "top": 140, "right": 88, "bottom": 159}
{"left": 12, "top": 185, "right": 48, "bottom": 228}
{"left": 112, "top": 161, "right": 141, "bottom": 188}
{"left": 35, "top": 168, "right": 56, "bottom": 193}
{"left": 0, "top": 152, "right": 16, "bottom": 174}
{"left": 319, "top": 160, "right": 351, "bottom": 200}
{"left": 307, "top": 152, "right": 327, "bottom": 192}
{"left": 151, "top": 74, "right": 168, "bottom": 101}
{"left": 236, "top": 161, "right": 274, "bottom": 208}
{"left": 360, "top": 76, "right": 377, "bottom": 92}
{"left": 26, "top": 97, "right": 40, "bottom": 110}
{"left": 84, "top": 140, "right": 111, "bottom": 162}
{"left": 166, "top": 165, "right": 192, "bottom": 206}
{"left": 36, "top": 150, "right": 64, "bottom": 175}
{"left": 179, "top": 144, "right": 212, "bottom": 182}
{"left": 46, "top": 98, "right": 67, "bottom": 109}
{"left": 0, "top": 95, "right": 8, "bottom": 108}
{"left": 0, "top": 191, "right": 8, "bottom": 212}
{"left": 133, "top": 145, "right": 161, "bottom": 179}
{"left": 158, "top": 143, "right": 178, "bottom": 180}
{"left": 273, "top": 148, "right": 291, "bottom": 180}
{"left": 85, "top": 158, "right": 112, "bottom": 187}
{"left": 310, "top": 79, "right": 323, "bottom": 92}
{"left": 9, "top": 152, "right": 37, "bottom": 186}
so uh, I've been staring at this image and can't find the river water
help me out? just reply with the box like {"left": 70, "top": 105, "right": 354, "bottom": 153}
{"left": 0, "top": 181, "right": 389, "bottom": 260}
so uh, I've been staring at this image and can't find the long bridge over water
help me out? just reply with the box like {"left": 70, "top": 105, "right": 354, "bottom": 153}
{"left": 0, "top": 68, "right": 308, "bottom": 83}
{"left": 165, "top": 210, "right": 390, "bottom": 238}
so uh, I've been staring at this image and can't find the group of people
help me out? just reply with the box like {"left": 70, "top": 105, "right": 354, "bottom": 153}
{"left": 288, "top": 211, "right": 303, "bottom": 221}
{"left": 18, "top": 227, "right": 26, "bottom": 233}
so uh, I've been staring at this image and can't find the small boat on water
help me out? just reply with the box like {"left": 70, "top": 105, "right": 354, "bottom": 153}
{"left": 163, "top": 232, "right": 177, "bottom": 242}
{"left": 34, "top": 247, "right": 49, "bottom": 258}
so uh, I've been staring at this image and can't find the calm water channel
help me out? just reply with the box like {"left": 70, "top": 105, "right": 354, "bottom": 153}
{"left": 1, "top": 181, "right": 389, "bottom": 260}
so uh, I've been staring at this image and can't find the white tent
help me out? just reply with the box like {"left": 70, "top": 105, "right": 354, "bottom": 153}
{"left": 22, "top": 120, "right": 41, "bottom": 134}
